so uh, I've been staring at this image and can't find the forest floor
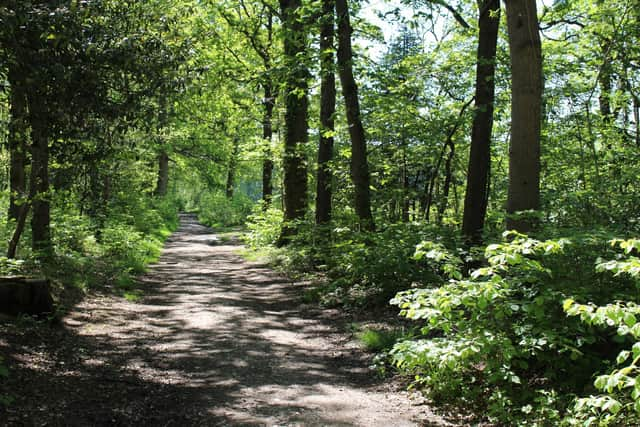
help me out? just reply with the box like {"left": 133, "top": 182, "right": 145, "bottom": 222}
{"left": 0, "top": 214, "right": 457, "bottom": 426}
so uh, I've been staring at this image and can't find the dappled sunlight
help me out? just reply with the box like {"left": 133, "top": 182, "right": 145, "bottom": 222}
{"left": 0, "top": 215, "right": 442, "bottom": 425}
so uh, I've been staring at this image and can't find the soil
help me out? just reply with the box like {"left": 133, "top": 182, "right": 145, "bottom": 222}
{"left": 0, "top": 214, "right": 456, "bottom": 426}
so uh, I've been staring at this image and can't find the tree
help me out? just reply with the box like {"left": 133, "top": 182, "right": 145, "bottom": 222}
{"left": 505, "top": 0, "right": 542, "bottom": 232}
{"left": 315, "top": 0, "right": 336, "bottom": 225}
{"left": 462, "top": 0, "right": 500, "bottom": 243}
{"left": 217, "top": 0, "right": 278, "bottom": 208}
{"left": 278, "top": 0, "right": 310, "bottom": 242}
{"left": 336, "top": 0, "right": 374, "bottom": 231}
{"left": 6, "top": 67, "right": 28, "bottom": 223}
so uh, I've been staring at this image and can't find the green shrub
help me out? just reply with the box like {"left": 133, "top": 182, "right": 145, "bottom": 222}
{"left": 358, "top": 327, "right": 407, "bottom": 352}
{"left": 198, "top": 192, "right": 253, "bottom": 228}
{"left": 245, "top": 206, "right": 284, "bottom": 248}
{"left": 563, "top": 238, "right": 640, "bottom": 426}
{"left": 319, "top": 223, "right": 461, "bottom": 308}
{"left": 388, "top": 231, "right": 623, "bottom": 424}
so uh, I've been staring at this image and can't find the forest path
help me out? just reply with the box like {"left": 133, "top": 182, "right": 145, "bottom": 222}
{"left": 1, "top": 214, "right": 450, "bottom": 426}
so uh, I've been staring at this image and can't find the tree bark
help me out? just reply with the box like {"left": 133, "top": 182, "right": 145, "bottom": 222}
{"left": 28, "top": 104, "right": 51, "bottom": 253}
{"left": 155, "top": 151, "right": 169, "bottom": 197}
{"left": 226, "top": 138, "right": 240, "bottom": 199}
{"left": 278, "top": 0, "right": 310, "bottom": 243}
{"left": 505, "top": 0, "right": 542, "bottom": 233}
{"left": 316, "top": 0, "right": 336, "bottom": 226}
{"left": 262, "top": 81, "right": 275, "bottom": 208}
{"left": 336, "top": 0, "right": 374, "bottom": 231}
{"left": 7, "top": 69, "right": 28, "bottom": 222}
{"left": 437, "top": 135, "right": 455, "bottom": 225}
{"left": 462, "top": 0, "right": 500, "bottom": 243}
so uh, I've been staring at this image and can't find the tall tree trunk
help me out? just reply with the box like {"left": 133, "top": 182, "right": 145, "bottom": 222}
{"left": 599, "top": 52, "right": 612, "bottom": 121}
{"left": 7, "top": 70, "right": 28, "bottom": 222}
{"left": 336, "top": 0, "right": 374, "bottom": 231}
{"left": 28, "top": 105, "right": 51, "bottom": 253}
{"left": 262, "top": 81, "right": 275, "bottom": 208}
{"left": 505, "top": 0, "right": 542, "bottom": 233}
{"left": 226, "top": 138, "right": 240, "bottom": 199}
{"left": 437, "top": 137, "right": 455, "bottom": 225}
{"left": 261, "top": 11, "right": 275, "bottom": 209}
{"left": 316, "top": 0, "right": 336, "bottom": 226}
{"left": 462, "top": 0, "right": 500, "bottom": 244}
{"left": 155, "top": 151, "right": 169, "bottom": 196}
{"left": 278, "top": 0, "right": 309, "bottom": 243}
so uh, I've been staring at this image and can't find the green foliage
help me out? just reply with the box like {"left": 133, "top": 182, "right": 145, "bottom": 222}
{"left": 357, "top": 327, "right": 407, "bottom": 352}
{"left": 245, "top": 206, "right": 285, "bottom": 248}
{"left": 388, "top": 232, "right": 630, "bottom": 423}
{"left": 197, "top": 192, "right": 254, "bottom": 228}
{"left": 563, "top": 239, "right": 640, "bottom": 426}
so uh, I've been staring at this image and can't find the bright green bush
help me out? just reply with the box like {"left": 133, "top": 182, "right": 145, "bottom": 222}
{"left": 245, "top": 206, "right": 284, "bottom": 248}
{"left": 563, "top": 238, "right": 640, "bottom": 426}
{"left": 198, "top": 192, "right": 253, "bottom": 228}
{"left": 318, "top": 223, "right": 461, "bottom": 307}
{"left": 388, "top": 231, "right": 627, "bottom": 424}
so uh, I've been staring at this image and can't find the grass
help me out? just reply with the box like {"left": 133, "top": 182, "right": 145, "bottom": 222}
{"left": 356, "top": 327, "right": 408, "bottom": 352}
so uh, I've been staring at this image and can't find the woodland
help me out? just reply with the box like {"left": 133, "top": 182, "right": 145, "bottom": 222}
{"left": 1, "top": 0, "right": 640, "bottom": 425}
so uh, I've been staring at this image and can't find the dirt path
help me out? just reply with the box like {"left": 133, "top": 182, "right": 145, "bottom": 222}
{"left": 1, "top": 215, "right": 451, "bottom": 426}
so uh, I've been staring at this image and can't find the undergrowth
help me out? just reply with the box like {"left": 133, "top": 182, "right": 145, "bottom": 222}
{"left": 245, "top": 207, "right": 640, "bottom": 425}
{"left": 0, "top": 196, "right": 179, "bottom": 311}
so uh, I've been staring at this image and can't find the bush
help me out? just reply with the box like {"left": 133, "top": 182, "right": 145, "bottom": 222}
{"left": 563, "top": 238, "right": 640, "bottom": 426}
{"left": 245, "top": 206, "right": 284, "bottom": 248}
{"left": 388, "top": 231, "right": 637, "bottom": 424}
{"left": 318, "top": 223, "right": 461, "bottom": 308}
{"left": 198, "top": 192, "right": 254, "bottom": 228}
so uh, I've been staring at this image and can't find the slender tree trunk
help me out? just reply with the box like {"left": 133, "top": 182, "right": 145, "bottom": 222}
{"left": 599, "top": 53, "right": 612, "bottom": 121}
{"left": 401, "top": 133, "right": 410, "bottom": 223}
{"left": 7, "top": 70, "right": 28, "bottom": 222}
{"left": 262, "top": 81, "right": 275, "bottom": 208}
{"left": 462, "top": 0, "right": 500, "bottom": 243}
{"left": 261, "top": 12, "right": 275, "bottom": 209}
{"left": 278, "top": 0, "right": 309, "bottom": 243}
{"left": 634, "top": 95, "right": 640, "bottom": 147}
{"left": 336, "top": 0, "right": 374, "bottom": 231}
{"left": 316, "top": 0, "right": 336, "bottom": 225}
{"left": 505, "top": 0, "right": 542, "bottom": 232}
{"left": 437, "top": 137, "right": 455, "bottom": 225}
{"left": 28, "top": 108, "right": 51, "bottom": 253}
{"left": 226, "top": 138, "right": 240, "bottom": 199}
{"left": 155, "top": 151, "right": 169, "bottom": 196}
{"left": 7, "top": 202, "right": 30, "bottom": 259}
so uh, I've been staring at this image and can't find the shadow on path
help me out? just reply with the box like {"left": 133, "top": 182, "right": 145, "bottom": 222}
{"left": 0, "top": 214, "right": 449, "bottom": 426}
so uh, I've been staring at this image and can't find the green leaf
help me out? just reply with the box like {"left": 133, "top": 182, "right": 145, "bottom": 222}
{"left": 616, "top": 350, "right": 630, "bottom": 365}
{"left": 563, "top": 298, "right": 575, "bottom": 311}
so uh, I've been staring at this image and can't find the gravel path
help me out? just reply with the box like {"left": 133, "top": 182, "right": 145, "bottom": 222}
{"left": 0, "top": 215, "right": 451, "bottom": 426}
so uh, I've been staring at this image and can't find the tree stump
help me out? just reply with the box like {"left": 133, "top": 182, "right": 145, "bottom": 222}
{"left": 0, "top": 277, "right": 54, "bottom": 316}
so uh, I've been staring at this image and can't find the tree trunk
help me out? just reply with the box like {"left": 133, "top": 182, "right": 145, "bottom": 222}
{"left": 462, "top": 0, "right": 500, "bottom": 243}
{"left": 28, "top": 112, "right": 51, "bottom": 253}
{"left": 7, "top": 202, "right": 30, "bottom": 259}
{"left": 505, "top": 0, "right": 542, "bottom": 233}
{"left": 278, "top": 0, "right": 310, "bottom": 243}
{"left": 437, "top": 137, "right": 455, "bottom": 225}
{"left": 155, "top": 151, "right": 169, "bottom": 196}
{"left": 226, "top": 138, "right": 240, "bottom": 199}
{"left": 316, "top": 0, "right": 336, "bottom": 226}
{"left": 262, "top": 81, "right": 275, "bottom": 208}
{"left": 7, "top": 70, "right": 28, "bottom": 222}
{"left": 336, "top": 0, "right": 374, "bottom": 231}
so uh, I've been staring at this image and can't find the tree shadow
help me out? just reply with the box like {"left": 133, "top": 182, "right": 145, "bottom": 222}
{"left": 0, "top": 215, "right": 433, "bottom": 426}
